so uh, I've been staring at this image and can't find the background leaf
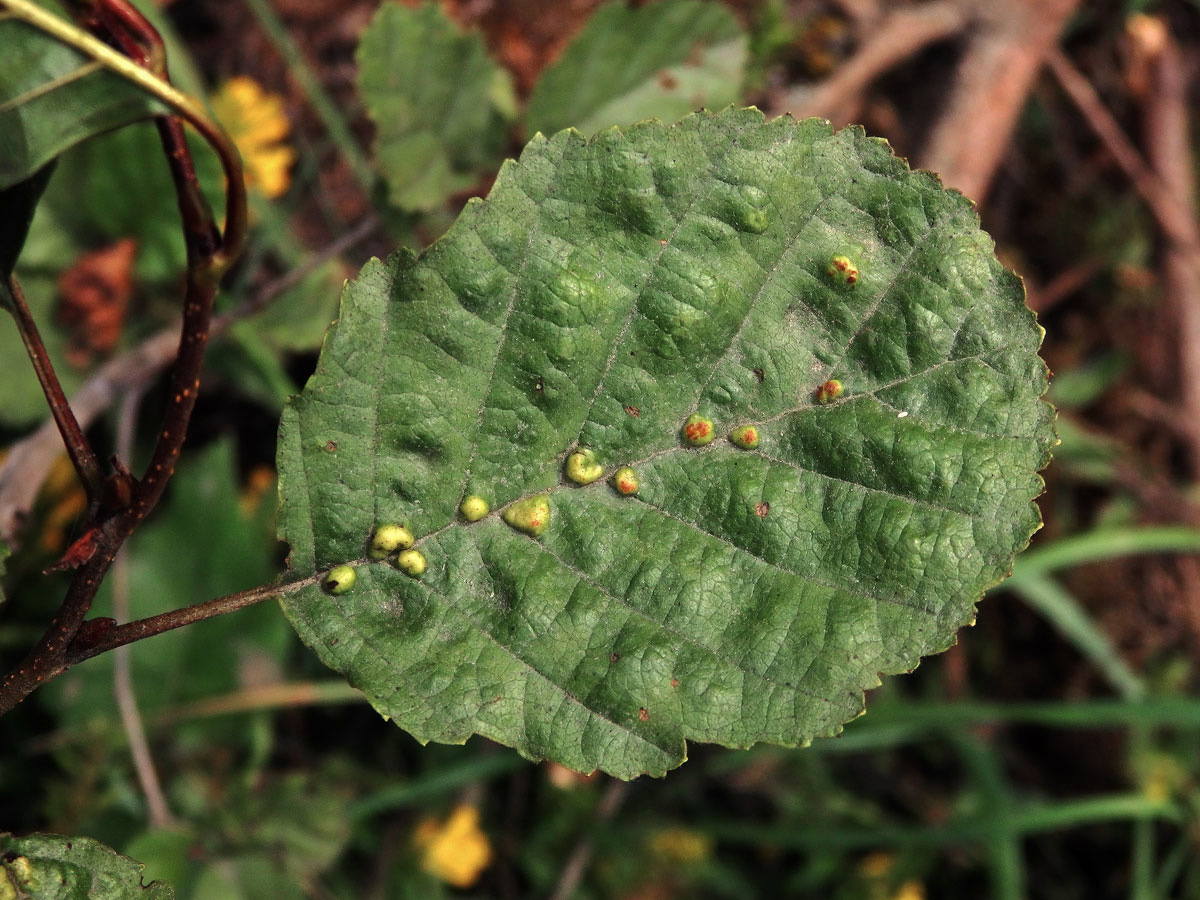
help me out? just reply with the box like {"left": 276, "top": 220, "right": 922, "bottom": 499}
{"left": 356, "top": 1, "right": 514, "bottom": 213}
{"left": 0, "top": 6, "right": 163, "bottom": 190}
{"left": 282, "top": 109, "right": 1054, "bottom": 779}
{"left": 0, "top": 832, "right": 174, "bottom": 899}
{"left": 525, "top": 0, "right": 747, "bottom": 138}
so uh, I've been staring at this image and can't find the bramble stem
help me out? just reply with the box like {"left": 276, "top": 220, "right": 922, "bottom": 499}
{"left": 67, "top": 578, "right": 316, "bottom": 665}
{"left": 5, "top": 274, "right": 105, "bottom": 498}
{"left": 0, "top": 0, "right": 249, "bottom": 715}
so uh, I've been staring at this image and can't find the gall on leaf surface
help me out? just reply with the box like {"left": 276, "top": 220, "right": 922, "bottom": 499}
{"left": 276, "top": 109, "right": 1054, "bottom": 779}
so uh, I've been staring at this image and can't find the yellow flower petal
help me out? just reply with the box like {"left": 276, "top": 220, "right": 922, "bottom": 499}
{"left": 209, "top": 76, "right": 295, "bottom": 199}
{"left": 413, "top": 805, "right": 493, "bottom": 888}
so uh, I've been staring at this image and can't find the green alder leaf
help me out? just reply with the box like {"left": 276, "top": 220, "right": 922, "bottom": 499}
{"left": 526, "top": 0, "right": 748, "bottom": 138}
{"left": 0, "top": 833, "right": 173, "bottom": 899}
{"left": 0, "top": 5, "right": 163, "bottom": 191}
{"left": 276, "top": 109, "right": 1055, "bottom": 779}
{"left": 356, "top": 1, "right": 515, "bottom": 213}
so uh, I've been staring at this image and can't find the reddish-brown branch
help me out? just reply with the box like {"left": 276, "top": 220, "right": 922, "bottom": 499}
{"left": 1140, "top": 20, "right": 1200, "bottom": 475}
{"left": 66, "top": 578, "right": 313, "bottom": 666}
{"left": 920, "top": 0, "right": 1081, "bottom": 203}
{"left": 1046, "top": 47, "right": 1200, "bottom": 258}
{"left": 0, "top": 0, "right": 239, "bottom": 716}
{"left": 5, "top": 275, "right": 105, "bottom": 498}
{"left": 783, "top": 1, "right": 970, "bottom": 126}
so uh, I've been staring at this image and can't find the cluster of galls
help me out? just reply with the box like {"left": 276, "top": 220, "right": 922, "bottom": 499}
{"left": 325, "top": 382, "right": 853, "bottom": 593}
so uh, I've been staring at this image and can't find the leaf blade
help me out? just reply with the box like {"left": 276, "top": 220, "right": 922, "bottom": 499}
{"left": 0, "top": 833, "right": 174, "bottom": 899}
{"left": 526, "top": 0, "right": 748, "bottom": 137}
{"left": 0, "top": 12, "right": 162, "bottom": 190}
{"left": 277, "top": 110, "right": 1054, "bottom": 778}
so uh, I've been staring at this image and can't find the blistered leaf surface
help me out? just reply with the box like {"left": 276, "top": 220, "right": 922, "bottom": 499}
{"left": 277, "top": 110, "right": 1054, "bottom": 778}
{"left": 0, "top": 833, "right": 173, "bottom": 899}
{"left": 526, "top": 0, "right": 747, "bottom": 138}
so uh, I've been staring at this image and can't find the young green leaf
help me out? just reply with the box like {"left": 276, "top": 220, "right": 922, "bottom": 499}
{"left": 526, "top": 0, "right": 747, "bottom": 137}
{"left": 276, "top": 109, "right": 1054, "bottom": 779}
{"left": 356, "top": 1, "right": 514, "bottom": 212}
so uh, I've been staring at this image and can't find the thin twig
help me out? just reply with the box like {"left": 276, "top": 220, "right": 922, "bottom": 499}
{"left": 1045, "top": 47, "right": 1200, "bottom": 260}
{"left": 67, "top": 576, "right": 317, "bottom": 666}
{"left": 547, "top": 779, "right": 630, "bottom": 900}
{"left": 919, "top": 0, "right": 1081, "bottom": 203}
{"left": 0, "top": 0, "right": 247, "bottom": 267}
{"left": 782, "top": 0, "right": 969, "bottom": 124}
{"left": 112, "top": 388, "right": 174, "bottom": 829}
{"left": 1140, "top": 20, "right": 1200, "bottom": 474}
{"left": 4, "top": 274, "right": 105, "bottom": 497}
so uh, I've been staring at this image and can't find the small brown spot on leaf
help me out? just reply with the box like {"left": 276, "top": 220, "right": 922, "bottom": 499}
{"left": 610, "top": 652, "right": 620, "bottom": 663}
{"left": 755, "top": 501, "right": 770, "bottom": 518}
{"left": 753, "top": 368, "right": 765, "bottom": 382}
{"left": 624, "top": 405, "right": 640, "bottom": 417}
{"left": 324, "top": 441, "right": 338, "bottom": 452}
{"left": 534, "top": 376, "right": 544, "bottom": 393}
{"left": 657, "top": 70, "right": 678, "bottom": 90}
{"left": 670, "top": 678, "right": 679, "bottom": 688}
{"left": 638, "top": 707, "right": 650, "bottom": 722}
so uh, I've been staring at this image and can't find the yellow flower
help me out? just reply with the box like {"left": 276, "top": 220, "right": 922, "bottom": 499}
{"left": 413, "top": 805, "right": 493, "bottom": 888}
{"left": 892, "top": 880, "right": 926, "bottom": 900}
{"left": 209, "top": 76, "right": 296, "bottom": 199}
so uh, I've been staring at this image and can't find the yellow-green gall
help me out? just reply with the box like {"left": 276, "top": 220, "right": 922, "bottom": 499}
{"left": 611, "top": 466, "right": 639, "bottom": 496}
{"left": 827, "top": 255, "right": 858, "bottom": 286}
{"left": 502, "top": 496, "right": 551, "bottom": 537}
{"left": 565, "top": 448, "right": 604, "bottom": 485}
{"left": 395, "top": 549, "right": 427, "bottom": 577}
{"left": 369, "top": 523, "right": 414, "bottom": 559}
{"left": 814, "top": 379, "right": 844, "bottom": 404}
{"left": 324, "top": 564, "right": 357, "bottom": 595}
{"left": 460, "top": 495, "right": 490, "bottom": 522}
{"left": 729, "top": 425, "right": 759, "bottom": 449}
{"left": 682, "top": 414, "right": 716, "bottom": 447}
